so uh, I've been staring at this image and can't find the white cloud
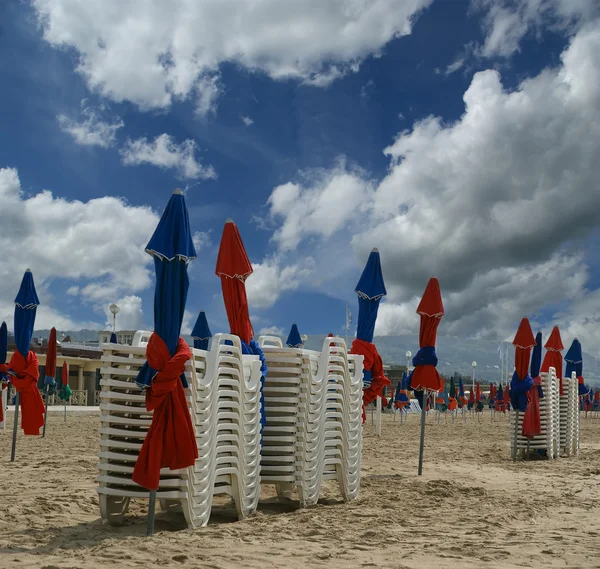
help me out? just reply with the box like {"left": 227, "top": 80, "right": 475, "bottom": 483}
{"left": 57, "top": 99, "right": 123, "bottom": 148}
{"left": 66, "top": 286, "right": 79, "bottom": 296}
{"left": 102, "top": 295, "right": 145, "bottom": 331}
{"left": 120, "top": 134, "right": 216, "bottom": 180}
{"left": 192, "top": 231, "right": 212, "bottom": 251}
{"left": 262, "top": 20, "right": 600, "bottom": 350}
{"left": 444, "top": 58, "right": 465, "bottom": 76}
{"left": 0, "top": 167, "right": 159, "bottom": 330}
{"left": 472, "top": 0, "right": 599, "bottom": 58}
{"left": 246, "top": 256, "right": 315, "bottom": 309}
{"left": 32, "top": 0, "right": 432, "bottom": 112}
{"left": 258, "top": 325, "right": 285, "bottom": 337}
{"left": 241, "top": 116, "right": 254, "bottom": 127}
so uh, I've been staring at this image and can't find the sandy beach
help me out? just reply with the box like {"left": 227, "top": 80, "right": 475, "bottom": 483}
{"left": 1, "top": 410, "right": 600, "bottom": 569}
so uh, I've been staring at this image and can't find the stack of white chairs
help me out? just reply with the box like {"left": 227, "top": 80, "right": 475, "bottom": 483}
{"left": 510, "top": 367, "right": 559, "bottom": 459}
{"left": 97, "top": 333, "right": 262, "bottom": 528}
{"left": 258, "top": 335, "right": 363, "bottom": 505}
{"left": 558, "top": 372, "right": 579, "bottom": 457}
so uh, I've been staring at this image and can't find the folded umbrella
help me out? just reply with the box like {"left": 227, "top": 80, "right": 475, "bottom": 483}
{"left": 541, "top": 326, "right": 564, "bottom": 394}
{"left": 286, "top": 324, "right": 302, "bottom": 348}
{"left": 0, "top": 322, "right": 8, "bottom": 425}
{"left": 58, "top": 361, "right": 72, "bottom": 401}
{"left": 522, "top": 331, "right": 543, "bottom": 438}
{"left": 42, "top": 327, "right": 57, "bottom": 437}
{"left": 110, "top": 332, "right": 118, "bottom": 344}
{"left": 191, "top": 310, "right": 212, "bottom": 350}
{"left": 565, "top": 338, "right": 588, "bottom": 397}
{"left": 509, "top": 318, "right": 536, "bottom": 412}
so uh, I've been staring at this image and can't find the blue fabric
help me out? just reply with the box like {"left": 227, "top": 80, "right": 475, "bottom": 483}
{"left": 579, "top": 381, "right": 589, "bottom": 396}
{"left": 191, "top": 311, "right": 212, "bottom": 350}
{"left": 136, "top": 192, "right": 195, "bottom": 389}
{"left": 13, "top": 271, "right": 39, "bottom": 356}
{"left": 362, "top": 369, "right": 372, "bottom": 386}
{"left": 458, "top": 378, "right": 464, "bottom": 398}
{"left": 44, "top": 375, "right": 56, "bottom": 395}
{"left": 110, "top": 332, "right": 117, "bottom": 344}
{"left": 0, "top": 321, "right": 7, "bottom": 381}
{"left": 510, "top": 370, "right": 534, "bottom": 412}
{"left": 394, "top": 378, "right": 402, "bottom": 402}
{"left": 286, "top": 324, "right": 302, "bottom": 348}
{"left": 401, "top": 370, "right": 410, "bottom": 390}
{"left": 145, "top": 191, "right": 197, "bottom": 262}
{"left": 531, "top": 332, "right": 544, "bottom": 398}
{"left": 355, "top": 250, "right": 387, "bottom": 300}
{"left": 355, "top": 250, "right": 386, "bottom": 343}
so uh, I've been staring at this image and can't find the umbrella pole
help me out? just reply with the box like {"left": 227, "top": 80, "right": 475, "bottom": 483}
{"left": 147, "top": 490, "right": 156, "bottom": 536}
{"left": 512, "top": 410, "right": 519, "bottom": 461}
{"left": 418, "top": 392, "right": 427, "bottom": 475}
{"left": 64, "top": 400, "right": 67, "bottom": 423}
{"left": 42, "top": 386, "right": 49, "bottom": 438}
{"left": 526, "top": 437, "right": 531, "bottom": 460}
{"left": 10, "top": 392, "right": 20, "bottom": 462}
{"left": 375, "top": 396, "right": 382, "bottom": 436}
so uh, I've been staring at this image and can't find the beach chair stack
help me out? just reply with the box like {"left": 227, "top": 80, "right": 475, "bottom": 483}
{"left": 510, "top": 367, "right": 559, "bottom": 459}
{"left": 558, "top": 371, "right": 579, "bottom": 457}
{"left": 258, "top": 335, "right": 363, "bottom": 505}
{"left": 96, "top": 334, "right": 262, "bottom": 528}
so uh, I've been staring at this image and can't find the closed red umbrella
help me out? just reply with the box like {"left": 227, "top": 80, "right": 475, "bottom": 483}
{"left": 540, "top": 326, "right": 564, "bottom": 394}
{"left": 409, "top": 277, "right": 444, "bottom": 476}
{"left": 215, "top": 219, "right": 253, "bottom": 344}
{"left": 510, "top": 318, "right": 536, "bottom": 411}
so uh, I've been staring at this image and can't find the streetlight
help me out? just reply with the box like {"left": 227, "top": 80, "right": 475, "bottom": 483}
{"left": 109, "top": 303, "right": 120, "bottom": 333}
{"left": 471, "top": 361, "right": 477, "bottom": 395}
{"left": 405, "top": 350, "right": 412, "bottom": 375}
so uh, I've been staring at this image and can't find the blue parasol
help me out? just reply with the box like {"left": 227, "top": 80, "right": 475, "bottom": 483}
{"left": 565, "top": 338, "right": 588, "bottom": 396}
{"left": 131, "top": 189, "right": 197, "bottom": 536}
{"left": 191, "top": 310, "right": 212, "bottom": 350}
{"left": 286, "top": 324, "right": 302, "bottom": 348}
{"left": 531, "top": 331, "right": 543, "bottom": 397}
{"left": 110, "top": 332, "right": 117, "bottom": 344}
{"left": 355, "top": 248, "right": 387, "bottom": 343}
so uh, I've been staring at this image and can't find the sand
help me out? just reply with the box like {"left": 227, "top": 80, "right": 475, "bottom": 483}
{"left": 1, "top": 410, "right": 600, "bottom": 569}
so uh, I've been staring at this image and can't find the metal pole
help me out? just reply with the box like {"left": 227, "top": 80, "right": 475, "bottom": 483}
{"left": 10, "top": 392, "right": 20, "bottom": 462}
{"left": 64, "top": 400, "right": 67, "bottom": 423}
{"left": 42, "top": 386, "right": 49, "bottom": 437}
{"left": 375, "top": 396, "right": 382, "bottom": 436}
{"left": 147, "top": 490, "right": 156, "bottom": 536}
{"left": 512, "top": 410, "right": 519, "bottom": 461}
{"left": 418, "top": 391, "right": 427, "bottom": 475}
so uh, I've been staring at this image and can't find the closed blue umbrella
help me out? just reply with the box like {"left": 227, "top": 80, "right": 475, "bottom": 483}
{"left": 110, "top": 332, "right": 117, "bottom": 344}
{"left": 286, "top": 324, "right": 302, "bottom": 348}
{"left": 565, "top": 338, "right": 588, "bottom": 396}
{"left": 351, "top": 249, "right": 389, "bottom": 418}
{"left": 131, "top": 189, "right": 198, "bottom": 536}
{"left": 191, "top": 310, "right": 212, "bottom": 350}
{"left": 9, "top": 270, "right": 45, "bottom": 461}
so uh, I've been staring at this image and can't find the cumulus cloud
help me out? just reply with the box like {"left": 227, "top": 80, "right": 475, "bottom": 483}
{"left": 246, "top": 256, "right": 315, "bottom": 309}
{"left": 241, "top": 116, "right": 254, "bottom": 127}
{"left": 120, "top": 134, "right": 216, "bottom": 180}
{"left": 192, "top": 231, "right": 212, "bottom": 251}
{"left": 102, "top": 295, "right": 145, "bottom": 330}
{"left": 0, "top": 167, "right": 159, "bottom": 329}
{"left": 263, "top": 21, "right": 600, "bottom": 348}
{"left": 57, "top": 99, "right": 123, "bottom": 148}
{"left": 32, "top": 0, "right": 432, "bottom": 112}
{"left": 258, "top": 325, "right": 285, "bottom": 337}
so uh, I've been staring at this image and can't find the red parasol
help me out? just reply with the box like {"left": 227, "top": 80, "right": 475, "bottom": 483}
{"left": 511, "top": 318, "right": 536, "bottom": 409}
{"left": 215, "top": 219, "right": 253, "bottom": 344}
{"left": 410, "top": 278, "right": 444, "bottom": 393}
{"left": 62, "top": 361, "right": 68, "bottom": 387}
{"left": 540, "top": 326, "right": 564, "bottom": 394}
{"left": 46, "top": 328, "right": 57, "bottom": 379}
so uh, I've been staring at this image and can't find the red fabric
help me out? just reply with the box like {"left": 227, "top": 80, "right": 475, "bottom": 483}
{"left": 513, "top": 319, "right": 535, "bottom": 381}
{"left": 475, "top": 382, "right": 481, "bottom": 401}
{"left": 62, "top": 362, "right": 69, "bottom": 387}
{"left": 9, "top": 351, "right": 45, "bottom": 435}
{"left": 448, "top": 397, "right": 457, "bottom": 411}
{"left": 545, "top": 326, "right": 564, "bottom": 351}
{"left": 0, "top": 365, "right": 7, "bottom": 423}
{"left": 219, "top": 276, "right": 253, "bottom": 344}
{"left": 541, "top": 350, "right": 563, "bottom": 395}
{"left": 45, "top": 327, "right": 57, "bottom": 378}
{"left": 132, "top": 334, "right": 198, "bottom": 491}
{"left": 594, "top": 389, "right": 600, "bottom": 403}
{"left": 468, "top": 390, "right": 474, "bottom": 404}
{"left": 489, "top": 383, "right": 497, "bottom": 400}
{"left": 459, "top": 396, "right": 468, "bottom": 406}
{"left": 215, "top": 221, "right": 253, "bottom": 279}
{"left": 416, "top": 277, "right": 444, "bottom": 317}
{"left": 504, "top": 386, "right": 510, "bottom": 404}
{"left": 351, "top": 339, "right": 390, "bottom": 423}
{"left": 522, "top": 375, "right": 542, "bottom": 438}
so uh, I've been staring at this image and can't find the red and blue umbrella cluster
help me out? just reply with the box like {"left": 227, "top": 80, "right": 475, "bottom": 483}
{"left": 349, "top": 248, "right": 390, "bottom": 422}
{"left": 132, "top": 189, "right": 199, "bottom": 493}
{"left": 522, "top": 331, "right": 543, "bottom": 438}
{"left": 394, "top": 371, "right": 411, "bottom": 410}
{"left": 191, "top": 310, "right": 212, "bottom": 350}
{"left": 488, "top": 383, "right": 497, "bottom": 408}
{"left": 565, "top": 338, "right": 588, "bottom": 397}
{"left": 409, "top": 278, "right": 444, "bottom": 407}
{"left": 216, "top": 219, "right": 267, "bottom": 432}
{"left": 509, "top": 318, "right": 536, "bottom": 413}
{"left": 495, "top": 385, "right": 505, "bottom": 412}
{"left": 458, "top": 378, "right": 467, "bottom": 407}
{"left": 8, "top": 270, "right": 45, "bottom": 436}
{"left": 286, "top": 324, "right": 302, "bottom": 348}
{"left": 541, "top": 326, "right": 564, "bottom": 394}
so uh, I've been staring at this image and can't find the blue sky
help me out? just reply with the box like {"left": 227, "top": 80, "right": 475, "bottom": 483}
{"left": 0, "top": 0, "right": 599, "bottom": 352}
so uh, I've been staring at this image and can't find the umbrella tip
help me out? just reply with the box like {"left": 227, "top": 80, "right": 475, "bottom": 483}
{"left": 371, "top": 247, "right": 379, "bottom": 252}
{"left": 25, "top": 268, "right": 31, "bottom": 272}
{"left": 225, "top": 218, "right": 234, "bottom": 223}
{"left": 173, "top": 188, "right": 184, "bottom": 195}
